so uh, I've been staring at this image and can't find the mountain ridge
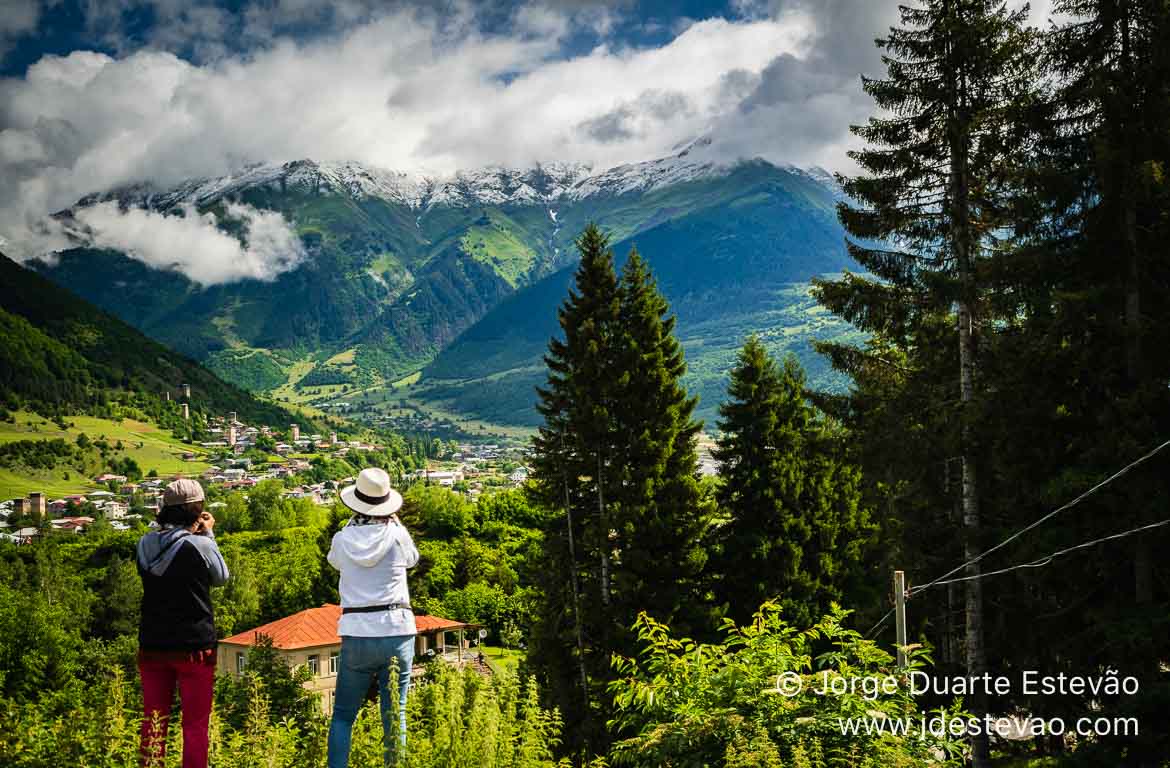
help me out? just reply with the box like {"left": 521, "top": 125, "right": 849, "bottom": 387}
{"left": 70, "top": 137, "right": 840, "bottom": 215}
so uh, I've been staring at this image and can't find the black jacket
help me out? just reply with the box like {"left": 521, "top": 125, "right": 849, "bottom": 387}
{"left": 136, "top": 527, "right": 230, "bottom": 651}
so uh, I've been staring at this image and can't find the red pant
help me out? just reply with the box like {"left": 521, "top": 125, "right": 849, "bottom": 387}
{"left": 138, "top": 649, "right": 216, "bottom": 768}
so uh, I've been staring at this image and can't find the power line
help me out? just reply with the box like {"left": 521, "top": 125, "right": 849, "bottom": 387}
{"left": 909, "top": 437, "right": 1170, "bottom": 598}
{"left": 865, "top": 518, "right": 1170, "bottom": 640}
{"left": 912, "top": 518, "right": 1170, "bottom": 591}
{"left": 863, "top": 607, "right": 896, "bottom": 640}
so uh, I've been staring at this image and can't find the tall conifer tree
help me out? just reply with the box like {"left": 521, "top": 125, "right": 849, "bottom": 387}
{"left": 982, "top": 2, "right": 1170, "bottom": 758}
{"left": 609, "top": 250, "right": 706, "bottom": 638}
{"left": 712, "top": 337, "right": 871, "bottom": 627}
{"left": 815, "top": 3, "right": 1037, "bottom": 762}
{"left": 529, "top": 226, "right": 708, "bottom": 756}
{"left": 529, "top": 224, "right": 619, "bottom": 754}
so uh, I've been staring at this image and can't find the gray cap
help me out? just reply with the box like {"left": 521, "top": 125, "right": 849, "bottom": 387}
{"left": 162, "top": 478, "right": 205, "bottom": 506}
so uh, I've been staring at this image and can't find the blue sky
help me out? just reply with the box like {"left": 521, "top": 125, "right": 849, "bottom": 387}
{"left": 1, "top": 0, "right": 749, "bottom": 77}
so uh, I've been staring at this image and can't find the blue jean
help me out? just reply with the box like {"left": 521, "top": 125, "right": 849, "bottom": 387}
{"left": 327, "top": 634, "right": 415, "bottom": 768}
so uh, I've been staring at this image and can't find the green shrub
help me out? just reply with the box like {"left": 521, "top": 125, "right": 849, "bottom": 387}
{"left": 607, "top": 602, "right": 965, "bottom": 767}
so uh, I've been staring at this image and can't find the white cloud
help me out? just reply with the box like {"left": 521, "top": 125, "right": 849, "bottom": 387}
{"left": 0, "top": 2, "right": 881, "bottom": 285}
{"left": 70, "top": 201, "right": 305, "bottom": 285}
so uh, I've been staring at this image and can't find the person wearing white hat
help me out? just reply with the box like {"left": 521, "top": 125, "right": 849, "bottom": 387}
{"left": 326, "top": 467, "right": 419, "bottom": 767}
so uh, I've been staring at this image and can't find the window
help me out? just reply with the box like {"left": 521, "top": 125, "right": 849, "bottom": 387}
{"left": 329, "top": 651, "right": 339, "bottom": 675}
{"left": 236, "top": 652, "right": 246, "bottom": 674}
{"left": 307, "top": 654, "right": 320, "bottom": 675}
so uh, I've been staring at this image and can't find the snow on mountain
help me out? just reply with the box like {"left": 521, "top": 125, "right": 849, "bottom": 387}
{"left": 421, "top": 162, "right": 591, "bottom": 208}
{"left": 564, "top": 136, "right": 736, "bottom": 199}
{"left": 77, "top": 139, "right": 838, "bottom": 213}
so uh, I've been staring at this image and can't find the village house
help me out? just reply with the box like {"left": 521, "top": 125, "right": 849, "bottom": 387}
{"left": 410, "top": 468, "right": 463, "bottom": 487}
{"left": 50, "top": 516, "right": 94, "bottom": 533}
{"left": 99, "top": 500, "right": 130, "bottom": 519}
{"left": 218, "top": 605, "right": 480, "bottom": 714}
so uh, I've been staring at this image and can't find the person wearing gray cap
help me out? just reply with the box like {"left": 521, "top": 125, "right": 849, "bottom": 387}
{"left": 135, "top": 477, "right": 228, "bottom": 768}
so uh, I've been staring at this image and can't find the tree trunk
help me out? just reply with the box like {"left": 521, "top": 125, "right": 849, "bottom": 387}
{"left": 1117, "top": 5, "right": 1151, "bottom": 607}
{"left": 1126, "top": 200, "right": 1151, "bottom": 604}
{"left": 560, "top": 431, "right": 590, "bottom": 712}
{"left": 598, "top": 453, "right": 610, "bottom": 607}
{"left": 958, "top": 281, "right": 988, "bottom": 767}
{"left": 948, "top": 1, "right": 988, "bottom": 758}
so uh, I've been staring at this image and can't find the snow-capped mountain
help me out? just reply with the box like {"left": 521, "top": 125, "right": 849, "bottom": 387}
{"left": 78, "top": 137, "right": 837, "bottom": 213}
{"left": 79, "top": 159, "right": 595, "bottom": 212}
{"left": 566, "top": 136, "right": 733, "bottom": 199}
{"left": 39, "top": 139, "right": 852, "bottom": 431}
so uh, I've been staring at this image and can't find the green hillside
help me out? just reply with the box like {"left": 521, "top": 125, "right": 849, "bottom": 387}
{"left": 0, "top": 411, "right": 212, "bottom": 499}
{"left": 415, "top": 174, "right": 860, "bottom": 428}
{"left": 0, "top": 253, "right": 324, "bottom": 499}
{"left": 0, "top": 253, "right": 307, "bottom": 430}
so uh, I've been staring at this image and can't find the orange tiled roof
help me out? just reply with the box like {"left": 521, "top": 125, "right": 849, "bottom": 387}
{"left": 220, "top": 604, "right": 474, "bottom": 650}
{"left": 415, "top": 614, "right": 472, "bottom": 633}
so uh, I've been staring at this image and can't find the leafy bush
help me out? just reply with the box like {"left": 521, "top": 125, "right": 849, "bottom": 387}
{"left": 0, "top": 661, "right": 566, "bottom": 768}
{"left": 607, "top": 602, "right": 964, "bottom": 767}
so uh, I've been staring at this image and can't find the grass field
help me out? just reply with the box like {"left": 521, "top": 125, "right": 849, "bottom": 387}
{"left": 0, "top": 466, "right": 101, "bottom": 500}
{"left": 0, "top": 412, "right": 211, "bottom": 500}
{"left": 477, "top": 645, "right": 524, "bottom": 676}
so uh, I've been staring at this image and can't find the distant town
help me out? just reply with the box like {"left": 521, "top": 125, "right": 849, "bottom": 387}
{"left": 1, "top": 403, "right": 535, "bottom": 544}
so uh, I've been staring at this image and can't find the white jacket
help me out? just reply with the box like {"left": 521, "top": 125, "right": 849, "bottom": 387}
{"left": 328, "top": 517, "right": 420, "bottom": 637}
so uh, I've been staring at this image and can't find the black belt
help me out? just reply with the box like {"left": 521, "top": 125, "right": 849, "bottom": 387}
{"left": 342, "top": 603, "right": 411, "bottom": 614}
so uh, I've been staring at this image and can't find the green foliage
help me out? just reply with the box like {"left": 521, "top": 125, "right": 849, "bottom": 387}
{"left": 403, "top": 483, "right": 472, "bottom": 537}
{"left": 403, "top": 666, "right": 564, "bottom": 768}
{"left": 214, "top": 548, "right": 262, "bottom": 638}
{"left": 0, "top": 659, "right": 563, "bottom": 768}
{"left": 216, "top": 635, "right": 321, "bottom": 732}
{"left": 296, "top": 365, "right": 355, "bottom": 389}
{"left": 0, "top": 578, "right": 90, "bottom": 700}
{"left": 812, "top": 0, "right": 1170, "bottom": 764}
{"left": 0, "top": 438, "right": 82, "bottom": 471}
{"left": 475, "top": 487, "right": 549, "bottom": 529}
{"left": 399, "top": 486, "right": 543, "bottom": 638}
{"left": 93, "top": 554, "right": 143, "bottom": 639}
{"left": 205, "top": 348, "right": 288, "bottom": 392}
{"left": 217, "top": 527, "right": 325, "bottom": 624}
{"left": 607, "top": 603, "right": 964, "bottom": 768}
{"left": 712, "top": 338, "right": 875, "bottom": 628}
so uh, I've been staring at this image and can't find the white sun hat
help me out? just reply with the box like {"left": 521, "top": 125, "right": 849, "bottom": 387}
{"left": 340, "top": 467, "right": 403, "bottom": 517}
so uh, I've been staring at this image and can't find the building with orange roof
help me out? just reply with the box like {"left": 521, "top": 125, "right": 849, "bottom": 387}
{"left": 217, "top": 604, "right": 478, "bottom": 714}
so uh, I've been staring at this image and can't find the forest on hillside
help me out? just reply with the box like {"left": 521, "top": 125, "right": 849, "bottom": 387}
{"left": 0, "top": 254, "right": 310, "bottom": 435}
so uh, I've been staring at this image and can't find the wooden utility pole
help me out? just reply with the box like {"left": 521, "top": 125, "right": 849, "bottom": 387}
{"left": 894, "top": 570, "right": 908, "bottom": 668}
